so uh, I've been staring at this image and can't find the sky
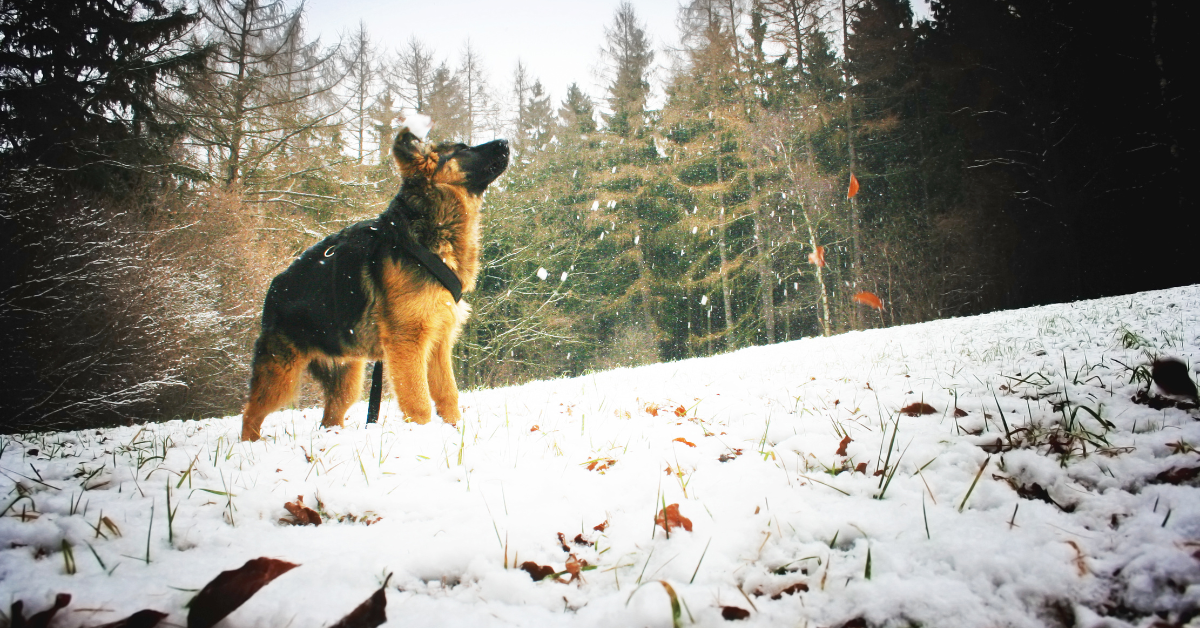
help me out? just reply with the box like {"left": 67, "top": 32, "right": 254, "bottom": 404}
{"left": 303, "top": 0, "right": 684, "bottom": 111}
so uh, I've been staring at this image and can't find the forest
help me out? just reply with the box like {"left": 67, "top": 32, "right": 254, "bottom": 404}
{"left": 0, "top": 0, "right": 1192, "bottom": 433}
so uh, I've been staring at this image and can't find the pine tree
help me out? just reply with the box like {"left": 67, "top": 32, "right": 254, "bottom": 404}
{"left": 559, "top": 83, "right": 597, "bottom": 134}
{"left": 601, "top": 1, "right": 655, "bottom": 136}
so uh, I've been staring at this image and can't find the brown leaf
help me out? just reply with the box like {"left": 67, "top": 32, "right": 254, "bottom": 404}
{"left": 572, "top": 534, "right": 593, "bottom": 547}
{"left": 328, "top": 575, "right": 390, "bottom": 628}
{"left": 673, "top": 405, "right": 688, "bottom": 418}
{"left": 721, "top": 606, "right": 751, "bottom": 620}
{"left": 187, "top": 557, "right": 299, "bottom": 628}
{"left": 520, "top": 561, "right": 556, "bottom": 581}
{"left": 834, "top": 619, "right": 869, "bottom": 628}
{"left": 655, "top": 503, "right": 693, "bottom": 533}
{"left": 854, "top": 463, "right": 868, "bottom": 474}
{"left": 564, "top": 554, "right": 586, "bottom": 585}
{"left": 771, "top": 582, "right": 809, "bottom": 599}
{"left": 836, "top": 435, "right": 852, "bottom": 457}
{"left": 593, "top": 520, "right": 608, "bottom": 532}
{"left": 900, "top": 402, "right": 937, "bottom": 416}
{"left": 1154, "top": 467, "right": 1200, "bottom": 485}
{"left": 88, "top": 610, "right": 169, "bottom": 628}
{"left": 954, "top": 407, "right": 969, "bottom": 418}
{"left": 1065, "top": 541, "right": 1089, "bottom": 576}
{"left": 11, "top": 593, "right": 71, "bottom": 628}
{"left": 673, "top": 437, "right": 697, "bottom": 447}
{"left": 283, "top": 496, "right": 321, "bottom": 526}
{"left": 557, "top": 532, "right": 570, "bottom": 552}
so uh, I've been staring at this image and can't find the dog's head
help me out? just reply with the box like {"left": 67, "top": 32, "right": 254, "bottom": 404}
{"left": 392, "top": 127, "right": 509, "bottom": 198}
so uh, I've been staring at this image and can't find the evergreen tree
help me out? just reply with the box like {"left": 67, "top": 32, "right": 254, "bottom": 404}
{"left": 601, "top": 1, "right": 655, "bottom": 136}
{"left": 559, "top": 83, "right": 597, "bottom": 134}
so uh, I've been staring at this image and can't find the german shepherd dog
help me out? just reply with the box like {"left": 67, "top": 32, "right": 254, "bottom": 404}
{"left": 240, "top": 127, "right": 509, "bottom": 441}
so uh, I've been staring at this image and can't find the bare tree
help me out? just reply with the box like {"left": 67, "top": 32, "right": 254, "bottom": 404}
{"left": 458, "top": 40, "right": 493, "bottom": 143}
{"left": 392, "top": 36, "right": 435, "bottom": 112}
{"left": 343, "top": 22, "right": 377, "bottom": 163}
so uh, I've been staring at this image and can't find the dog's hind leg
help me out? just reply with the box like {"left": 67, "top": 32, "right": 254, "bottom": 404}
{"left": 242, "top": 339, "right": 306, "bottom": 441}
{"left": 309, "top": 359, "right": 366, "bottom": 428}
{"left": 427, "top": 338, "right": 461, "bottom": 426}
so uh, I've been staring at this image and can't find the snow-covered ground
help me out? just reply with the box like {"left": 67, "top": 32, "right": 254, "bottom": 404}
{"left": 4, "top": 286, "right": 1200, "bottom": 628}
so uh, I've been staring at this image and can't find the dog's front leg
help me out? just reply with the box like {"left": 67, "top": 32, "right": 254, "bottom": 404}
{"left": 427, "top": 338, "right": 461, "bottom": 426}
{"left": 384, "top": 339, "right": 433, "bottom": 424}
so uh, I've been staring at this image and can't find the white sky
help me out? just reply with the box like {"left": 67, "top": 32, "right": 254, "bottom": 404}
{"left": 303, "top": 0, "right": 685, "bottom": 111}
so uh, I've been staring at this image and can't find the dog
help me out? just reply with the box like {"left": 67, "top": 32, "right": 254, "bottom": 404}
{"left": 240, "top": 127, "right": 509, "bottom": 441}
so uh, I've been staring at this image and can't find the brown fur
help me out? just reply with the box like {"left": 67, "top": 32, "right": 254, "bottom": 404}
{"left": 240, "top": 131, "right": 506, "bottom": 441}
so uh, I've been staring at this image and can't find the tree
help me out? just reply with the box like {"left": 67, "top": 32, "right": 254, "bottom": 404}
{"left": 0, "top": 0, "right": 206, "bottom": 193}
{"left": 559, "top": 83, "right": 597, "bottom": 134}
{"left": 426, "top": 62, "right": 469, "bottom": 141}
{"left": 393, "top": 35, "right": 434, "bottom": 112}
{"left": 601, "top": 1, "right": 655, "bottom": 136}
{"left": 182, "top": 0, "right": 347, "bottom": 187}
{"left": 458, "top": 40, "right": 495, "bottom": 143}
{"left": 343, "top": 22, "right": 377, "bottom": 163}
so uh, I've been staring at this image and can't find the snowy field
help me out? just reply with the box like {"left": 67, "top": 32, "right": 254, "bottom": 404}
{"left": 4, "top": 286, "right": 1200, "bottom": 628}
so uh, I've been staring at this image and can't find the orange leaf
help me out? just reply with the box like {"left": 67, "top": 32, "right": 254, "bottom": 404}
{"left": 187, "top": 558, "right": 299, "bottom": 628}
{"left": 530, "top": 425, "right": 540, "bottom": 432}
{"left": 593, "top": 520, "right": 609, "bottom": 532}
{"left": 847, "top": 173, "right": 860, "bottom": 198}
{"left": 283, "top": 496, "right": 321, "bottom": 526}
{"left": 900, "top": 402, "right": 937, "bottom": 416}
{"left": 673, "top": 437, "right": 697, "bottom": 447}
{"left": 673, "top": 405, "right": 688, "bottom": 417}
{"left": 852, "top": 291, "right": 883, "bottom": 310}
{"left": 655, "top": 503, "right": 693, "bottom": 533}
{"left": 807, "top": 245, "right": 826, "bottom": 267}
{"left": 836, "top": 435, "right": 852, "bottom": 456}
{"left": 645, "top": 404, "right": 660, "bottom": 417}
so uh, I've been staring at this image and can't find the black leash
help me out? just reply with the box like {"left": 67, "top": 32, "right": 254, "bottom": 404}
{"left": 366, "top": 192, "right": 463, "bottom": 425}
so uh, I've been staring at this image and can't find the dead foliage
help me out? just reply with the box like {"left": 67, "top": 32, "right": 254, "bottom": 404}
{"left": 585, "top": 458, "right": 617, "bottom": 472}
{"left": 8, "top": 593, "right": 70, "bottom": 628}
{"left": 328, "top": 574, "right": 390, "bottom": 628}
{"left": 90, "top": 610, "right": 169, "bottom": 628}
{"left": 655, "top": 503, "right": 693, "bottom": 533}
{"left": 900, "top": 402, "right": 937, "bottom": 416}
{"left": 836, "top": 436, "right": 852, "bottom": 456}
{"left": 673, "top": 437, "right": 697, "bottom": 447}
{"left": 718, "top": 448, "right": 744, "bottom": 462}
{"left": 187, "top": 557, "right": 298, "bottom": 628}
{"left": 282, "top": 495, "right": 322, "bottom": 526}
{"left": 1153, "top": 466, "right": 1200, "bottom": 485}
{"left": 519, "top": 561, "right": 556, "bottom": 581}
{"left": 721, "top": 606, "right": 751, "bottom": 620}
{"left": 771, "top": 583, "right": 809, "bottom": 599}
{"left": 674, "top": 405, "right": 688, "bottom": 417}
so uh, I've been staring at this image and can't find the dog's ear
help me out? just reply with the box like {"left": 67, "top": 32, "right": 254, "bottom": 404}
{"left": 392, "top": 127, "right": 438, "bottom": 179}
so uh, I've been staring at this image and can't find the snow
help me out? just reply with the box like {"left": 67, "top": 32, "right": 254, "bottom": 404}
{"left": 399, "top": 109, "right": 433, "bottom": 141}
{"left": 5, "top": 286, "right": 1200, "bottom": 627}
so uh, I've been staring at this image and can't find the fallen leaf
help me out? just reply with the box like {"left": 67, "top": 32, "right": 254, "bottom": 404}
{"left": 847, "top": 173, "right": 860, "bottom": 199}
{"left": 530, "top": 425, "right": 540, "bottom": 432}
{"left": 719, "top": 448, "right": 744, "bottom": 462}
{"left": 645, "top": 404, "right": 660, "bottom": 417}
{"left": 593, "top": 520, "right": 608, "bottom": 532}
{"left": 721, "top": 606, "right": 751, "bottom": 620}
{"left": 836, "top": 435, "right": 852, "bottom": 456}
{"left": 1154, "top": 467, "right": 1200, "bottom": 485}
{"left": 187, "top": 557, "right": 299, "bottom": 628}
{"left": 854, "top": 462, "right": 867, "bottom": 474}
{"left": 954, "top": 407, "right": 969, "bottom": 418}
{"left": 283, "top": 496, "right": 321, "bottom": 526}
{"left": 89, "top": 609, "right": 168, "bottom": 628}
{"left": 557, "top": 532, "right": 570, "bottom": 552}
{"left": 328, "top": 574, "right": 390, "bottom": 628}
{"left": 771, "top": 582, "right": 809, "bottom": 599}
{"left": 673, "top": 437, "right": 697, "bottom": 448}
{"left": 807, "top": 245, "right": 826, "bottom": 267}
{"left": 674, "top": 405, "right": 688, "bottom": 417}
{"left": 834, "top": 618, "right": 868, "bottom": 628}
{"left": 10, "top": 593, "right": 70, "bottom": 628}
{"left": 852, "top": 291, "right": 883, "bottom": 310}
{"left": 564, "top": 554, "right": 586, "bottom": 585}
{"left": 900, "top": 402, "right": 937, "bottom": 416}
{"left": 655, "top": 503, "right": 693, "bottom": 533}
{"left": 573, "top": 534, "right": 593, "bottom": 547}
{"left": 520, "top": 561, "right": 555, "bottom": 581}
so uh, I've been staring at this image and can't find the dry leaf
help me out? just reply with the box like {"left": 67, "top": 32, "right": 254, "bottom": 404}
{"left": 673, "top": 405, "right": 688, "bottom": 417}
{"left": 836, "top": 435, "right": 852, "bottom": 457}
{"left": 593, "top": 520, "right": 608, "bottom": 532}
{"left": 572, "top": 534, "right": 593, "bottom": 547}
{"left": 283, "top": 496, "right": 321, "bottom": 526}
{"left": 645, "top": 404, "right": 660, "bottom": 417}
{"left": 852, "top": 291, "right": 883, "bottom": 310}
{"left": 520, "top": 561, "right": 556, "bottom": 581}
{"left": 655, "top": 503, "right": 693, "bottom": 533}
{"left": 721, "top": 606, "right": 751, "bottom": 620}
{"left": 771, "top": 583, "right": 809, "bottom": 599}
{"left": 530, "top": 425, "right": 540, "bottom": 432}
{"left": 89, "top": 609, "right": 169, "bottom": 628}
{"left": 900, "top": 402, "right": 937, "bottom": 416}
{"left": 328, "top": 574, "right": 390, "bottom": 628}
{"left": 557, "top": 532, "right": 570, "bottom": 552}
{"left": 954, "top": 407, "right": 969, "bottom": 418}
{"left": 10, "top": 593, "right": 70, "bottom": 628}
{"left": 847, "top": 173, "right": 860, "bottom": 199}
{"left": 673, "top": 437, "right": 697, "bottom": 448}
{"left": 1154, "top": 467, "right": 1200, "bottom": 485}
{"left": 187, "top": 557, "right": 299, "bottom": 628}
{"left": 564, "top": 554, "right": 586, "bottom": 585}
{"left": 854, "top": 462, "right": 868, "bottom": 474}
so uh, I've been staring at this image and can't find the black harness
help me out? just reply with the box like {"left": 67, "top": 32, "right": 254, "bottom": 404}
{"left": 366, "top": 191, "right": 463, "bottom": 425}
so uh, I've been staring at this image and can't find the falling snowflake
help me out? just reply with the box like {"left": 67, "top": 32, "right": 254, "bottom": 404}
{"left": 537, "top": 267, "right": 548, "bottom": 280}
{"left": 561, "top": 271, "right": 569, "bottom": 282}
{"left": 591, "top": 200, "right": 599, "bottom": 211}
